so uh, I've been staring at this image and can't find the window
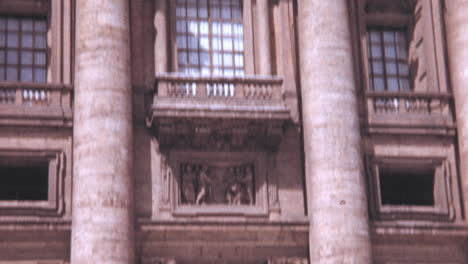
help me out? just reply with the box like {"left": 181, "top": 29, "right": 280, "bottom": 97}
{"left": 0, "top": 150, "right": 65, "bottom": 216}
{"left": 175, "top": 0, "right": 244, "bottom": 77}
{"left": 0, "top": 161, "right": 49, "bottom": 201}
{"left": 367, "top": 156, "right": 455, "bottom": 221}
{"left": 379, "top": 166, "right": 434, "bottom": 206}
{"left": 0, "top": 16, "right": 47, "bottom": 83}
{"left": 366, "top": 29, "right": 410, "bottom": 92}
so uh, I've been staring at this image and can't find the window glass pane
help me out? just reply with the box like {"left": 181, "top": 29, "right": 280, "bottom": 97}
{"left": 34, "top": 68, "right": 46, "bottom": 82}
{"left": 387, "top": 77, "right": 399, "bottom": 91}
{"left": 221, "top": 6, "right": 231, "bottom": 19}
{"left": 384, "top": 45, "right": 396, "bottom": 58}
{"left": 233, "top": 38, "right": 243, "bottom": 51}
{"left": 200, "top": 22, "right": 209, "bottom": 35}
{"left": 373, "top": 77, "right": 385, "bottom": 91}
{"left": 369, "top": 31, "right": 381, "bottom": 43}
{"left": 176, "top": 7, "right": 187, "bottom": 17}
{"left": 21, "top": 51, "right": 33, "bottom": 65}
{"left": 177, "top": 36, "right": 187, "bottom": 49}
{"left": 34, "top": 52, "right": 46, "bottom": 66}
{"left": 7, "top": 18, "right": 19, "bottom": 31}
{"left": 223, "top": 38, "right": 232, "bottom": 51}
{"left": 396, "top": 44, "right": 408, "bottom": 59}
{"left": 0, "top": 34, "right": 5, "bottom": 47}
{"left": 371, "top": 45, "right": 382, "bottom": 58}
{"left": 189, "top": 52, "right": 199, "bottom": 65}
{"left": 212, "top": 22, "right": 221, "bottom": 35}
{"left": 383, "top": 31, "right": 395, "bottom": 43}
{"left": 0, "top": 66, "right": 4, "bottom": 80}
{"left": 0, "top": 18, "right": 5, "bottom": 30}
{"left": 35, "top": 35, "right": 47, "bottom": 49}
{"left": 176, "top": 21, "right": 187, "bottom": 33}
{"left": 212, "top": 37, "right": 221, "bottom": 51}
{"left": 6, "top": 66, "right": 18, "bottom": 81}
{"left": 213, "top": 52, "right": 221, "bottom": 66}
{"left": 234, "top": 54, "right": 243, "bottom": 67}
{"left": 187, "top": 7, "right": 197, "bottom": 18}
{"left": 20, "top": 67, "right": 33, "bottom": 82}
{"left": 178, "top": 51, "right": 188, "bottom": 64}
{"left": 188, "top": 36, "right": 198, "bottom": 49}
{"left": 21, "top": 19, "right": 33, "bottom": 31}
{"left": 34, "top": 20, "right": 47, "bottom": 32}
{"left": 7, "top": 51, "right": 18, "bottom": 64}
{"left": 0, "top": 51, "right": 4, "bottom": 63}
{"left": 386, "top": 62, "right": 397, "bottom": 75}
{"left": 200, "top": 52, "right": 210, "bottom": 66}
{"left": 200, "top": 37, "right": 209, "bottom": 50}
{"left": 371, "top": 60, "right": 383, "bottom": 74}
{"left": 223, "top": 54, "right": 233, "bottom": 67}
{"left": 222, "top": 23, "right": 232, "bottom": 35}
{"left": 211, "top": 7, "right": 220, "bottom": 18}
{"left": 188, "top": 22, "right": 198, "bottom": 35}
{"left": 21, "top": 33, "right": 33, "bottom": 48}
{"left": 7, "top": 33, "right": 18, "bottom": 47}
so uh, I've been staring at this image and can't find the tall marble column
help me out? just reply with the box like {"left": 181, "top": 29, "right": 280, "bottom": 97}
{"left": 445, "top": 0, "right": 468, "bottom": 218}
{"left": 71, "top": 1, "right": 134, "bottom": 263}
{"left": 256, "top": 0, "right": 272, "bottom": 75}
{"left": 297, "top": 0, "right": 372, "bottom": 263}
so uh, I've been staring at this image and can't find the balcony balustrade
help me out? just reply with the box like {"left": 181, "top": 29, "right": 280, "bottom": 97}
{"left": 0, "top": 82, "right": 73, "bottom": 127}
{"left": 365, "top": 91, "right": 455, "bottom": 135}
{"left": 146, "top": 74, "right": 291, "bottom": 150}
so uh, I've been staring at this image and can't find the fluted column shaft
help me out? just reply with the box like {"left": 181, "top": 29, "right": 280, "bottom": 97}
{"left": 297, "top": 0, "right": 372, "bottom": 263}
{"left": 256, "top": 0, "right": 272, "bottom": 75}
{"left": 445, "top": 0, "right": 468, "bottom": 218}
{"left": 71, "top": 1, "right": 134, "bottom": 263}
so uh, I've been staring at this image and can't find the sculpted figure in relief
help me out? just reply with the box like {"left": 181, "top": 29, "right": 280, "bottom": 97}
{"left": 181, "top": 164, "right": 196, "bottom": 204}
{"left": 195, "top": 165, "right": 213, "bottom": 205}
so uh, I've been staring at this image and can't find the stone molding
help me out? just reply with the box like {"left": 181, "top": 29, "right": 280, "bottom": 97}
{"left": 0, "top": 149, "right": 66, "bottom": 217}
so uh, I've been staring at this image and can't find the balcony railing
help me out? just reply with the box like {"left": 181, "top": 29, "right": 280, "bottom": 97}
{"left": 365, "top": 91, "right": 455, "bottom": 135}
{"left": 155, "top": 73, "right": 283, "bottom": 100}
{"left": 148, "top": 74, "right": 290, "bottom": 121}
{"left": 146, "top": 74, "right": 291, "bottom": 150}
{"left": 0, "top": 82, "right": 73, "bottom": 127}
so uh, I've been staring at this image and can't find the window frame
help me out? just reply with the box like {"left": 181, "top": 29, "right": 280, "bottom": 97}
{"left": 366, "top": 155, "right": 455, "bottom": 221}
{"left": 366, "top": 27, "right": 411, "bottom": 92}
{"left": 0, "top": 149, "right": 65, "bottom": 217}
{"left": 169, "top": 0, "right": 255, "bottom": 76}
{"left": 0, "top": 0, "right": 73, "bottom": 84}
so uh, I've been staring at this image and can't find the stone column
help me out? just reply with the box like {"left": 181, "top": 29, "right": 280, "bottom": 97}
{"left": 154, "top": 0, "right": 168, "bottom": 73}
{"left": 71, "top": 1, "right": 134, "bottom": 264}
{"left": 256, "top": 0, "right": 272, "bottom": 75}
{"left": 297, "top": 0, "right": 372, "bottom": 263}
{"left": 445, "top": 0, "right": 468, "bottom": 218}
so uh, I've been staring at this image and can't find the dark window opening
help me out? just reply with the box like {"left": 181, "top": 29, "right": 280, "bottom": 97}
{"left": 0, "top": 163, "right": 48, "bottom": 201}
{"left": 379, "top": 166, "right": 435, "bottom": 206}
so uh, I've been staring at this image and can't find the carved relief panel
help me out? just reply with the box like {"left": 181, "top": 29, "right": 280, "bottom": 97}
{"left": 180, "top": 162, "right": 255, "bottom": 206}
{"left": 157, "top": 151, "right": 279, "bottom": 217}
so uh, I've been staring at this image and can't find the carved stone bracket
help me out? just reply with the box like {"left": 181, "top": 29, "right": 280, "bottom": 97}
{"left": 154, "top": 118, "right": 286, "bottom": 151}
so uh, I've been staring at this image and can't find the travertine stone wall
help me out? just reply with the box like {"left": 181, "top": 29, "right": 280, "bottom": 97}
{"left": 71, "top": 0, "right": 134, "bottom": 263}
{"left": 256, "top": 0, "right": 272, "bottom": 75}
{"left": 445, "top": 0, "right": 468, "bottom": 219}
{"left": 297, "top": 0, "right": 372, "bottom": 263}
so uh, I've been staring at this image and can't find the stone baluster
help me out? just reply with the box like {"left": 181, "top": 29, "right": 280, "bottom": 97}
{"left": 297, "top": 0, "right": 372, "bottom": 263}
{"left": 71, "top": 1, "right": 134, "bottom": 263}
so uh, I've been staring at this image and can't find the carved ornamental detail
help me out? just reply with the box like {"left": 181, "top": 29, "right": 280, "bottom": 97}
{"left": 180, "top": 163, "right": 255, "bottom": 206}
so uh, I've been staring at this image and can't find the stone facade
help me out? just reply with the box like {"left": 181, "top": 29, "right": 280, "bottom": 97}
{"left": 0, "top": 0, "right": 467, "bottom": 263}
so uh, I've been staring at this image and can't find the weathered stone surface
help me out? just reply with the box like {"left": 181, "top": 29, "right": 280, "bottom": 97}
{"left": 71, "top": 0, "right": 134, "bottom": 263}
{"left": 297, "top": 0, "right": 372, "bottom": 262}
{"left": 445, "top": 0, "right": 468, "bottom": 221}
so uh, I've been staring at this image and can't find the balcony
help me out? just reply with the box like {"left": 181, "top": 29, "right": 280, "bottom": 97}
{"left": 365, "top": 91, "right": 455, "bottom": 135}
{"left": 146, "top": 74, "right": 291, "bottom": 150}
{"left": 0, "top": 82, "right": 73, "bottom": 127}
